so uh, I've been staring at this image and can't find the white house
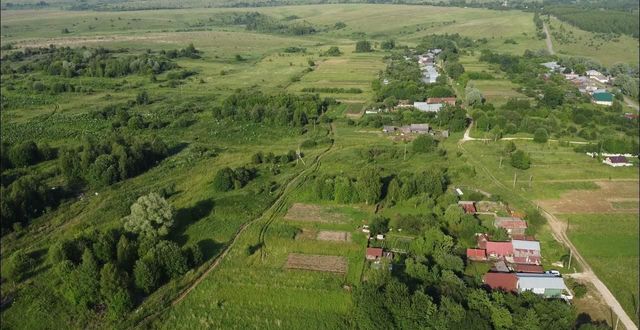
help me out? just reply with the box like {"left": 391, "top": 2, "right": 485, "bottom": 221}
{"left": 413, "top": 102, "right": 443, "bottom": 112}
{"left": 517, "top": 273, "right": 572, "bottom": 300}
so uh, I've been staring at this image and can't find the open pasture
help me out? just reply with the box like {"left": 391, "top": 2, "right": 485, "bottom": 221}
{"left": 562, "top": 213, "right": 640, "bottom": 325}
{"left": 538, "top": 181, "right": 640, "bottom": 214}
{"left": 286, "top": 253, "right": 348, "bottom": 274}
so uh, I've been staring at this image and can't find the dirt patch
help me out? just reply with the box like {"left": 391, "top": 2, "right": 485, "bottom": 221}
{"left": 295, "top": 228, "right": 317, "bottom": 240}
{"left": 317, "top": 231, "right": 352, "bottom": 242}
{"left": 284, "top": 203, "right": 348, "bottom": 223}
{"left": 537, "top": 181, "right": 639, "bottom": 214}
{"left": 285, "top": 253, "right": 347, "bottom": 274}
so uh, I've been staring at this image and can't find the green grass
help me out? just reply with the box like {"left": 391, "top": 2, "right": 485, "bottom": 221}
{"left": 547, "top": 16, "right": 640, "bottom": 67}
{"left": 562, "top": 213, "right": 639, "bottom": 325}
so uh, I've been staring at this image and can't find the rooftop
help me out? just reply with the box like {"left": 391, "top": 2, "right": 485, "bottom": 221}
{"left": 593, "top": 92, "right": 613, "bottom": 102}
{"left": 517, "top": 274, "right": 567, "bottom": 290}
{"left": 483, "top": 272, "right": 518, "bottom": 292}
{"left": 512, "top": 240, "right": 541, "bottom": 251}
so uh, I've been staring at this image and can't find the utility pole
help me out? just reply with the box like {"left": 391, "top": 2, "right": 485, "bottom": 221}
{"left": 403, "top": 143, "right": 407, "bottom": 161}
{"left": 529, "top": 175, "right": 533, "bottom": 188}
{"left": 567, "top": 248, "right": 572, "bottom": 269}
{"left": 499, "top": 157, "right": 503, "bottom": 168}
{"left": 513, "top": 173, "right": 517, "bottom": 188}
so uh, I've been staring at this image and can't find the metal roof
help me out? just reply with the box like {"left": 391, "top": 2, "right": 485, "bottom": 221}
{"left": 517, "top": 274, "right": 567, "bottom": 290}
{"left": 512, "top": 240, "right": 541, "bottom": 251}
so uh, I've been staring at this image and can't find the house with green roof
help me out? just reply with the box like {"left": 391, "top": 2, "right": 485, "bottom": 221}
{"left": 592, "top": 91, "right": 613, "bottom": 106}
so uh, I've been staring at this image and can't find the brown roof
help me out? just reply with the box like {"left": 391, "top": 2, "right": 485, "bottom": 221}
{"left": 459, "top": 202, "right": 476, "bottom": 214}
{"left": 607, "top": 156, "right": 628, "bottom": 163}
{"left": 495, "top": 217, "right": 527, "bottom": 230}
{"left": 483, "top": 272, "right": 518, "bottom": 292}
{"left": 513, "top": 264, "right": 544, "bottom": 273}
{"left": 366, "top": 248, "right": 383, "bottom": 258}
{"left": 427, "top": 97, "right": 456, "bottom": 105}
{"left": 466, "top": 248, "right": 487, "bottom": 260}
{"left": 511, "top": 235, "right": 536, "bottom": 241}
{"left": 485, "top": 241, "right": 513, "bottom": 257}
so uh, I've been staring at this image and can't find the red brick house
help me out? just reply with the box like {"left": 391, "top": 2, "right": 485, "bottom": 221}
{"left": 458, "top": 201, "right": 477, "bottom": 214}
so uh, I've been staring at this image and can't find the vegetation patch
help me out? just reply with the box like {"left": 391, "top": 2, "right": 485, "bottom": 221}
{"left": 285, "top": 253, "right": 348, "bottom": 274}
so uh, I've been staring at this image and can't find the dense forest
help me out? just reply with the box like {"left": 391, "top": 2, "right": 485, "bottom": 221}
{"left": 543, "top": 5, "right": 639, "bottom": 38}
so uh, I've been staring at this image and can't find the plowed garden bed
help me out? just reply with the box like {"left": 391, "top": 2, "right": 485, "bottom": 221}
{"left": 285, "top": 253, "right": 348, "bottom": 274}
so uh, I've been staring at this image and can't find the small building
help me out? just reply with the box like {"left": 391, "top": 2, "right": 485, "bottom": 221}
{"left": 586, "top": 70, "right": 609, "bottom": 83}
{"left": 409, "top": 123, "right": 430, "bottom": 134}
{"left": 485, "top": 241, "right": 513, "bottom": 259}
{"left": 483, "top": 272, "right": 518, "bottom": 292}
{"left": 624, "top": 113, "right": 639, "bottom": 120}
{"left": 592, "top": 92, "right": 613, "bottom": 106}
{"left": 366, "top": 248, "right": 383, "bottom": 261}
{"left": 383, "top": 125, "right": 397, "bottom": 133}
{"left": 466, "top": 248, "right": 487, "bottom": 261}
{"left": 541, "top": 61, "right": 561, "bottom": 72}
{"left": 603, "top": 156, "right": 633, "bottom": 167}
{"left": 512, "top": 264, "right": 544, "bottom": 273}
{"left": 516, "top": 273, "right": 571, "bottom": 299}
{"left": 458, "top": 201, "right": 477, "bottom": 214}
{"left": 512, "top": 240, "right": 541, "bottom": 265}
{"left": 413, "top": 102, "right": 443, "bottom": 112}
{"left": 427, "top": 97, "right": 456, "bottom": 106}
{"left": 493, "top": 260, "right": 510, "bottom": 273}
{"left": 494, "top": 217, "right": 528, "bottom": 236}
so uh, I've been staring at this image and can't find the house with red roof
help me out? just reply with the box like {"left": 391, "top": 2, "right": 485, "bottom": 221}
{"left": 483, "top": 272, "right": 518, "bottom": 292}
{"left": 366, "top": 248, "right": 383, "bottom": 261}
{"left": 494, "top": 216, "right": 528, "bottom": 236}
{"left": 466, "top": 248, "right": 487, "bottom": 261}
{"left": 512, "top": 240, "right": 541, "bottom": 265}
{"left": 458, "top": 201, "right": 476, "bottom": 214}
{"left": 485, "top": 241, "right": 513, "bottom": 259}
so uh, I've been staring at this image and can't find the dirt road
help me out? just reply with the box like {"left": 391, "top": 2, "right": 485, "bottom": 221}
{"left": 460, "top": 121, "right": 588, "bottom": 144}
{"left": 543, "top": 22, "right": 555, "bottom": 55}
{"left": 458, "top": 136, "right": 638, "bottom": 330}
{"left": 541, "top": 207, "right": 638, "bottom": 330}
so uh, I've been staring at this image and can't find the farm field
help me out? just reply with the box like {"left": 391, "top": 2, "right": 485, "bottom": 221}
{"left": 562, "top": 213, "right": 640, "bottom": 326}
{"left": 0, "top": 2, "right": 638, "bottom": 330}
{"left": 546, "top": 16, "right": 640, "bottom": 67}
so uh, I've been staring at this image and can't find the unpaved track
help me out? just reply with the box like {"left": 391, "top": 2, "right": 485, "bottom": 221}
{"left": 458, "top": 134, "right": 638, "bottom": 330}
{"left": 543, "top": 22, "right": 555, "bottom": 55}
{"left": 137, "top": 124, "right": 335, "bottom": 325}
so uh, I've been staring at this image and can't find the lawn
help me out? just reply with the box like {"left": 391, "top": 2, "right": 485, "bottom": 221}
{"left": 562, "top": 213, "right": 640, "bottom": 326}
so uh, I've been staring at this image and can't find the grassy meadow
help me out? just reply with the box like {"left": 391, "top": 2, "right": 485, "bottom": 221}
{"left": 1, "top": 3, "right": 638, "bottom": 329}
{"left": 563, "top": 213, "right": 640, "bottom": 325}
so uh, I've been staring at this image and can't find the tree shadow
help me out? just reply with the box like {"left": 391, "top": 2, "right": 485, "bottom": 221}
{"left": 198, "top": 239, "right": 224, "bottom": 261}
{"left": 171, "top": 199, "right": 215, "bottom": 245}
{"left": 575, "top": 312, "right": 611, "bottom": 329}
{"left": 167, "top": 142, "right": 189, "bottom": 157}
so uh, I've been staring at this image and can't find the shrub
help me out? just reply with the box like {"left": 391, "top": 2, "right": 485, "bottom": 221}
{"left": 533, "top": 128, "right": 549, "bottom": 143}
{"left": 412, "top": 135, "right": 437, "bottom": 153}
{"left": 510, "top": 150, "right": 531, "bottom": 170}
{"left": 355, "top": 40, "right": 372, "bottom": 53}
{"left": 6, "top": 250, "right": 34, "bottom": 281}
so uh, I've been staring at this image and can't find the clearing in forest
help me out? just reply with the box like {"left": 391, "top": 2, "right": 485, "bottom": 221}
{"left": 284, "top": 203, "right": 349, "bottom": 223}
{"left": 537, "top": 181, "right": 639, "bottom": 214}
{"left": 285, "top": 253, "right": 348, "bottom": 274}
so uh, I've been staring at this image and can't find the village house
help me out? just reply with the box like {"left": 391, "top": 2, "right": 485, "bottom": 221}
{"left": 466, "top": 248, "right": 487, "bottom": 261}
{"left": 483, "top": 272, "right": 518, "bottom": 292}
{"left": 512, "top": 239, "right": 541, "bottom": 265}
{"left": 485, "top": 241, "right": 513, "bottom": 260}
{"left": 409, "top": 123, "right": 430, "bottom": 134}
{"left": 413, "top": 102, "right": 443, "bottom": 112}
{"left": 592, "top": 91, "right": 613, "bottom": 106}
{"left": 516, "top": 273, "right": 572, "bottom": 300}
{"left": 513, "top": 264, "right": 544, "bottom": 273}
{"left": 427, "top": 97, "right": 456, "bottom": 106}
{"left": 458, "top": 201, "right": 477, "bottom": 214}
{"left": 541, "top": 61, "right": 564, "bottom": 72}
{"left": 493, "top": 260, "right": 510, "bottom": 273}
{"left": 586, "top": 69, "right": 609, "bottom": 83}
{"left": 366, "top": 247, "right": 383, "bottom": 261}
{"left": 603, "top": 156, "right": 633, "bottom": 167}
{"left": 494, "top": 216, "right": 527, "bottom": 236}
{"left": 383, "top": 125, "right": 397, "bottom": 133}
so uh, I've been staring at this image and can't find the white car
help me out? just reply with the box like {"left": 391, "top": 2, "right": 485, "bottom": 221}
{"left": 546, "top": 270, "right": 561, "bottom": 277}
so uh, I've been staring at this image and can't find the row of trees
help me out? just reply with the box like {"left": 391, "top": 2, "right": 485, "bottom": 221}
{"left": 213, "top": 166, "right": 258, "bottom": 192}
{"left": 1, "top": 140, "right": 56, "bottom": 169}
{"left": 312, "top": 167, "right": 448, "bottom": 206}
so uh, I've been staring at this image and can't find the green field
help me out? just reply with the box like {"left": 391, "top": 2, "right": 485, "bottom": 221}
{"left": 0, "top": 3, "right": 638, "bottom": 329}
{"left": 563, "top": 213, "right": 640, "bottom": 325}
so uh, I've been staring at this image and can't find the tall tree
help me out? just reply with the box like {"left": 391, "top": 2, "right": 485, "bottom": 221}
{"left": 123, "top": 193, "right": 174, "bottom": 238}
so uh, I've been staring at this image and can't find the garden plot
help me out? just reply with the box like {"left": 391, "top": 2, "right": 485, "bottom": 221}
{"left": 284, "top": 203, "right": 349, "bottom": 223}
{"left": 316, "top": 231, "right": 352, "bottom": 242}
{"left": 537, "top": 181, "right": 639, "bottom": 214}
{"left": 285, "top": 253, "right": 348, "bottom": 274}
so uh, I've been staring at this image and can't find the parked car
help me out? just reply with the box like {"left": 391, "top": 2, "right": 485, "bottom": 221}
{"left": 545, "top": 270, "right": 561, "bottom": 277}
